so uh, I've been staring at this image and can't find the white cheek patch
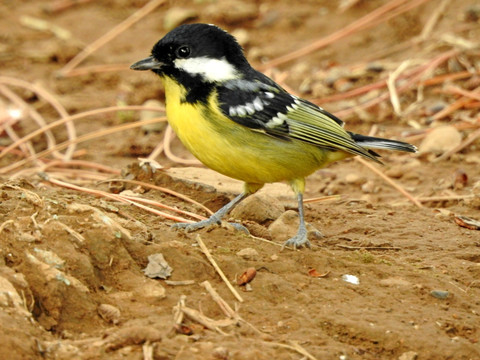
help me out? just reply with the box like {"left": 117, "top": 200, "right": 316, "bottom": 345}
{"left": 174, "top": 57, "right": 239, "bottom": 82}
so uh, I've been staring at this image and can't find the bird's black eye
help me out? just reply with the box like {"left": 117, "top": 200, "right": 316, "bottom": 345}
{"left": 176, "top": 45, "right": 191, "bottom": 59}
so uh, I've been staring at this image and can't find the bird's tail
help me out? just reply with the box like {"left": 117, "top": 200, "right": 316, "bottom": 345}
{"left": 350, "top": 133, "right": 417, "bottom": 153}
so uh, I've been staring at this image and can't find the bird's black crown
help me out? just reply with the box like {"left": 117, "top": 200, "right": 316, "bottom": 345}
{"left": 151, "top": 23, "right": 250, "bottom": 71}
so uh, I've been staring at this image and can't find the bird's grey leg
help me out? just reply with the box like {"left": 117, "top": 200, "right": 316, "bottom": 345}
{"left": 282, "top": 193, "right": 312, "bottom": 249}
{"left": 172, "top": 192, "right": 249, "bottom": 233}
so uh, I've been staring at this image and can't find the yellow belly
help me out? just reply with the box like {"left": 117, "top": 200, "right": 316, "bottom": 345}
{"left": 163, "top": 77, "right": 348, "bottom": 185}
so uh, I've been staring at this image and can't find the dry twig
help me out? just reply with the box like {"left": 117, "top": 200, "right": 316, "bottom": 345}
{"left": 354, "top": 157, "right": 423, "bottom": 208}
{"left": 196, "top": 235, "right": 244, "bottom": 303}
{"left": 58, "top": 0, "right": 166, "bottom": 76}
{"left": 261, "top": 0, "right": 432, "bottom": 70}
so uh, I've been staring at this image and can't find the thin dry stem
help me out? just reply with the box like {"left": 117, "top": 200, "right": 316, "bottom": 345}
{"left": 335, "top": 49, "right": 458, "bottom": 118}
{"left": 0, "top": 76, "right": 76, "bottom": 160}
{"left": 354, "top": 157, "right": 423, "bottom": 208}
{"left": 261, "top": 0, "right": 431, "bottom": 70}
{"left": 60, "top": 63, "right": 131, "bottom": 78}
{"left": 200, "top": 281, "right": 239, "bottom": 320}
{"left": 98, "top": 178, "right": 213, "bottom": 215}
{"left": 303, "top": 195, "right": 342, "bottom": 204}
{"left": 1, "top": 112, "right": 166, "bottom": 175}
{"left": 387, "top": 60, "right": 411, "bottom": 115}
{"left": 263, "top": 341, "right": 318, "bottom": 360}
{"left": 417, "top": 194, "right": 474, "bottom": 202}
{"left": 119, "top": 194, "right": 206, "bottom": 221}
{"left": 41, "top": 175, "right": 193, "bottom": 223}
{"left": 196, "top": 235, "right": 244, "bottom": 303}
{"left": 58, "top": 0, "right": 166, "bottom": 76}
{"left": 163, "top": 125, "right": 201, "bottom": 165}
{"left": 419, "top": 0, "right": 450, "bottom": 41}
{"left": 0, "top": 105, "right": 164, "bottom": 161}
{"left": 41, "top": 159, "right": 121, "bottom": 174}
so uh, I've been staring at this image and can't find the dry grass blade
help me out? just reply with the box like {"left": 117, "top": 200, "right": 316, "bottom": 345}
{"left": 421, "top": 70, "right": 480, "bottom": 86}
{"left": 263, "top": 341, "right": 318, "bottom": 360}
{"left": 418, "top": 0, "right": 450, "bottom": 41}
{"left": 200, "top": 281, "right": 240, "bottom": 321}
{"left": 417, "top": 194, "right": 475, "bottom": 202}
{"left": 0, "top": 76, "right": 76, "bottom": 160}
{"left": 261, "top": 0, "right": 432, "bottom": 70}
{"left": 99, "top": 178, "right": 213, "bottom": 215}
{"left": 0, "top": 105, "right": 163, "bottom": 161}
{"left": 196, "top": 235, "right": 244, "bottom": 303}
{"left": 387, "top": 60, "right": 411, "bottom": 115}
{"left": 0, "top": 109, "right": 165, "bottom": 175}
{"left": 42, "top": 159, "right": 121, "bottom": 174}
{"left": 446, "top": 85, "right": 480, "bottom": 102}
{"left": 40, "top": 174, "right": 194, "bottom": 223}
{"left": 60, "top": 63, "right": 132, "bottom": 78}
{"left": 163, "top": 125, "right": 201, "bottom": 165}
{"left": 303, "top": 195, "right": 342, "bottom": 204}
{"left": 58, "top": 0, "right": 166, "bottom": 76}
{"left": 334, "top": 49, "right": 458, "bottom": 118}
{"left": 119, "top": 194, "right": 206, "bottom": 221}
{"left": 354, "top": 157, "right": 423, "bottom": 208}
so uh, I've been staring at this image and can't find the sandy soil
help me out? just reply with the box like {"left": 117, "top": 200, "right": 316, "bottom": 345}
{"left": 1, "top": 1, "right": 479, "bottom": 359}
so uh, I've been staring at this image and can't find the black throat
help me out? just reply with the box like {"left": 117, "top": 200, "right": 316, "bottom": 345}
{"left": 156, "top": 68, "right": 215, "bottom": 105}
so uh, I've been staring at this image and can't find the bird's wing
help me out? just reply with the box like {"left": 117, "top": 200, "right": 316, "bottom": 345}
{"left": 217, "top": 78, "right": 379, "bottom": 161}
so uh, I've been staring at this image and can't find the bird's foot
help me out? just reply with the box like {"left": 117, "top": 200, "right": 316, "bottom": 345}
{"left": 172, "top": 213, "right": 221, "bottom": 232}
{"left": 172, "top": 215, "right": 249, "bottom": 235}
{"left": 282, "top": 227, "right": 312, "bottom": 250}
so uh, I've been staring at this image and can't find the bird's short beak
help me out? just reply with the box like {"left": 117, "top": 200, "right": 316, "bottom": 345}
{"left": 130, "top": 56, "right": 164, "bottom": 71}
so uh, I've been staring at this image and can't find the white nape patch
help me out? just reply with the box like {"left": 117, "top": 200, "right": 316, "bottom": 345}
{"left": 174, "top": 57, "right": 238, "bottom": 82}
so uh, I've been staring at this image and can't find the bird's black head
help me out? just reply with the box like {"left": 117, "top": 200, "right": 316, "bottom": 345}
{"left": 130, "top": 23, "right": 251, "bottom": 84}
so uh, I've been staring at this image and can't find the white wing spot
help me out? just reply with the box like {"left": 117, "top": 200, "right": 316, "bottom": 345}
{"left": 264, "top": 92, "right": 275, "bottom": 99}
{"left": 245, "top": 103, "right": 256, "bottom": 115}
{"left": 236, "top": 106, "right": 247, "bottom": 117}
{"left": 253, "top": 97, "right": 264, "bottom": 111}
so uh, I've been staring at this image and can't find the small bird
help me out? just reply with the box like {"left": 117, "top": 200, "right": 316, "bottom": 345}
{"left": 131, "top": 23, "right": 416, "bottom": 249}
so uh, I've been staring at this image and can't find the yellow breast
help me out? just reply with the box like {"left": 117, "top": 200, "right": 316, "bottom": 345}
{"left": 162, "top": 76, "right": 347, "bottom": 185}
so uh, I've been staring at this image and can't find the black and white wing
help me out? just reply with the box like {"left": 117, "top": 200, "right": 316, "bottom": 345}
{"left": 217, "top": 77, "right": 380, "bottom": 162}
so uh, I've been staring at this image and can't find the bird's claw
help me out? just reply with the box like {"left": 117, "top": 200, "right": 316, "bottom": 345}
{"left": 224, "top": 222, "right": 250, "bottom": 234}
{"left": 282, "top": 229, "right": 311, "bottom": 250}
{"left": 172, "top": 217, "right": 249, "bottom": 235}
{"left": 171, "top": 216, "right": 221, "bottom": 232}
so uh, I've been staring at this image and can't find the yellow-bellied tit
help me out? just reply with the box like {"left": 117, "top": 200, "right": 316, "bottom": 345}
{"left": 131, "top": 23, "right": 416, "bottom": 249}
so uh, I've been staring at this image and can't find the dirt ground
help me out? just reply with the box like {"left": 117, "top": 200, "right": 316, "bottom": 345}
{"left": 1, "top": 0, "right": 480, "bottom": 359}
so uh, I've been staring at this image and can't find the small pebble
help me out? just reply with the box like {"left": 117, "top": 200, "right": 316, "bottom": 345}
{"left": 143, "top": 253, "right": 172, "bottom": 279}
{"left": 361, "top": 180, "right": 379, "bottom": 194}
{"left": 212, "top": 346, "right": 230, "bottom": 360}
{"left": 344, "top": 173, "right": 366, "bottom": 185}
{"left": 236, "top": 248, "right": 259, "bottom": 260}
{"left": 398, "top": 351, "right": 418, "bottom": 360}
{"left": 430, "top": 290, "right": 449, "bottom": 299}
{"left": 98, "top": 304, "right": 121, "bottom": 325}
{"left": 231, "top": 194, "right": 284, "bottom": 223}
{"left": 418, "top": 126, "right": 462, "bottom": 155}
